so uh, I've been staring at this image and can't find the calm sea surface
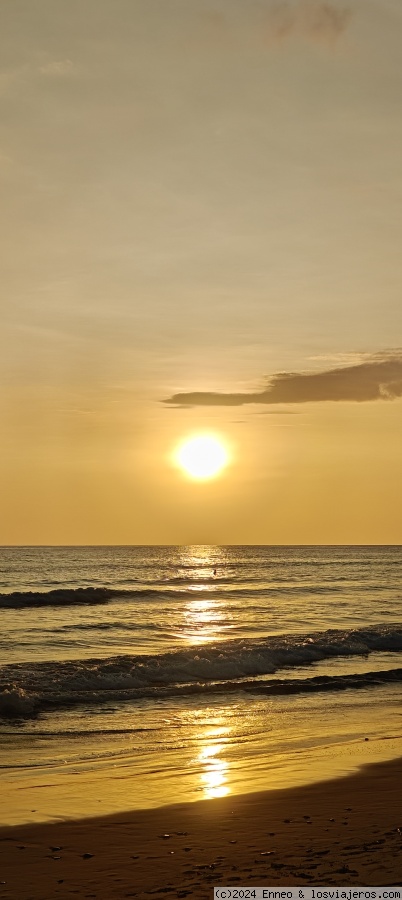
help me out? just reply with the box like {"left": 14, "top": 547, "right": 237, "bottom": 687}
{"left": 1, "top": 546, "right": 402, "bottom": 824}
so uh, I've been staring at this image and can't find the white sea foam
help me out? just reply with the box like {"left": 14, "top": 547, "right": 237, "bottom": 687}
{"left": 1, "top": 624, "right": 402, "bottom": 718}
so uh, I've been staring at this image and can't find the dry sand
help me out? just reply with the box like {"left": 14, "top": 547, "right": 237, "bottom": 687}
{"left": 0, "top": 757, "right": 401, "bottom": 899}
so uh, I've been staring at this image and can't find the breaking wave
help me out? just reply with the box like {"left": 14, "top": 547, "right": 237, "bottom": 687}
{"left": 0, "top": 582, "right": 353, "bottom": 609}
{"left": 1, "top": 624, "right": 402, "bottom": 718}
{"left": 0, "top": 587, "right": 118, "bottom": 608}
{"left": 0, "top": 586, "right": 209, "bottom": 609}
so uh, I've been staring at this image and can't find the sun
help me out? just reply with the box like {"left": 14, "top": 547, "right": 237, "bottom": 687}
{"left": 175, "top": 435, "right": 229, "bottom": 480}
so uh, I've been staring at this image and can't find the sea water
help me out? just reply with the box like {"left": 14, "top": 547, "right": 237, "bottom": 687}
{"left": 1, "top": 546, "right": 402, "bottom": 824}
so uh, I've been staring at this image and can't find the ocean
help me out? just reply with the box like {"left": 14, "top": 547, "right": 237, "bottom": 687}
{"left": 1, "top": 545, "right": 402, "bottom": 825}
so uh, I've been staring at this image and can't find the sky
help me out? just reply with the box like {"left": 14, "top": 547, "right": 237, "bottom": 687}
{"left": 1, "top": 0, "right": 402, "bottom": 544}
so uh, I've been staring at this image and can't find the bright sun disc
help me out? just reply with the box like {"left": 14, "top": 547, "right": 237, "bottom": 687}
{"left": 176, "top": 435, "right": 229, "bottom": 480}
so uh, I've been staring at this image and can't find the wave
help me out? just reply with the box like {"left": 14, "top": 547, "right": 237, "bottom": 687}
{"left": 1, "top": 624, "right": 402, "bottom": 718}
{"left": 0, "top": 587, "right": 117, "bottom": 608}
{"left": 0, "top": 586, "right": 193, "bottom": 608}
{"left": 49, "top": 621, "right": 166, "bottom": 633}
{"left": 0, "top": 582, "right": 352, "bottom": 608}
{"left": 5, "top": 669, "right": 402, "bottom": 723}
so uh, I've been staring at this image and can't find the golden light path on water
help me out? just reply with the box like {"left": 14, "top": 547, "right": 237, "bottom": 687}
{"left": 191, "top": 717, "right": 232, "bottom": 800}
{"left": 183, "top": 596, "right": 225, "bottom": 644}
{"left": 178, "top": 548, "right": 232, "bottom": 798}
{"left": 198, "top": 740, "right": 230, "bottom": 799}
{"left": 179, "top": 546, "right": 229, "bottom": 645}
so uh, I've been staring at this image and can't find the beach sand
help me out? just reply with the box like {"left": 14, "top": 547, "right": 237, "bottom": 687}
{"left": 0, "top": 757, "right": 401, "bottom": 899}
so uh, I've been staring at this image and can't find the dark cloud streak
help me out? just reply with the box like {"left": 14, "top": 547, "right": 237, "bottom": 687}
{"left": 163, "top": 354, "right": 402, "bottom": 408}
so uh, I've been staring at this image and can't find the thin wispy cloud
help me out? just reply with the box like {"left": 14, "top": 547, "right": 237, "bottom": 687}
{"left": 39, "top": 59, "right": 74, "bottom": 77}
{"left": 163, "top": 352, "right": 402, "bottom": 408}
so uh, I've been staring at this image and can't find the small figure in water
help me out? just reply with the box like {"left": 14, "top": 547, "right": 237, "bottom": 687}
{"left": 213, "top": 568, "right": 217, "bottom": 576}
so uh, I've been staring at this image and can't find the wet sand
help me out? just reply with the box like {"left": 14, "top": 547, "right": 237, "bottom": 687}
{"left": 0, "top": 757, "right": 401, "bottom": 898}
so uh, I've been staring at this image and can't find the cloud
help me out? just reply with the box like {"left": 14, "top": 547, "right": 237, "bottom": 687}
{"left": 263, "top": 0, "right": 351, "bottom": 44}
{"left": 163, "top": 353, "right": 402, "bottom": 408}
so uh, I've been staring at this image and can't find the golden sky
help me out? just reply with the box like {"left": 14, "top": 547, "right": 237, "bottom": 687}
{"left": 1, "top": 0, "right": 402, "bottom": 544}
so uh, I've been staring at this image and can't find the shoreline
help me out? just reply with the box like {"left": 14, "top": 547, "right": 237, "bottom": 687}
{"left": 2, "top": 726, "right": 402, "bottom": 830}
{"left": 1, "top": 756, "right": 401, "bottom": 897}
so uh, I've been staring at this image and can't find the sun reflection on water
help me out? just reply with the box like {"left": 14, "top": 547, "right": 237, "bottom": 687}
{"left": 197, "top": 741, "right": 230, "bottom": 798}
{"left": 182, "top": 597, "right": 226, "bottom": 644}
{"left": 175, "top": 550, "right": 234, "bottom": 797}
{"left": 177, "top": 547, "right": 229, "bottom": 644}
{"left": 186, "top": 711, "right": 232, "bottom": 800}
